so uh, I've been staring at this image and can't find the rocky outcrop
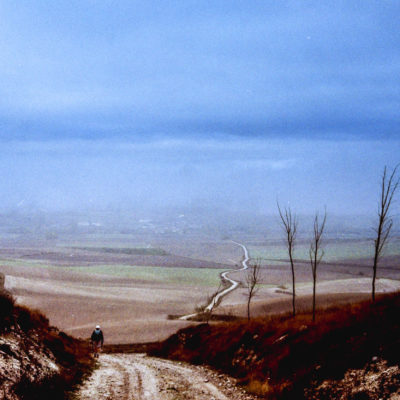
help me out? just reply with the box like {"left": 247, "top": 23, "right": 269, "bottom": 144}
{"left": 0, "top": 327, "right": 60, "bottom": 399}
{"left": 0, "top": 289, "right": 93, "bottom": 400}
{"left": 305, "top": 358, "right": 400, "bottom": 400}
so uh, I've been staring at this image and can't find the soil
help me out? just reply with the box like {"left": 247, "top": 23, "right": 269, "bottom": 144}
{"left": 305, "top": 358, "right": 400, "bottom": 400}
{"left": 76, "top": 353, "right": 259, "bottom": 400}
{"left": 1, "top": 240, "right": 399, "bottom": 343}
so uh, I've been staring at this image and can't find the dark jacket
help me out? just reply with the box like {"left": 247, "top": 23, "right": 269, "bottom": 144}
{"left": 91, "top": 329, "right": 104, "bottom": 345}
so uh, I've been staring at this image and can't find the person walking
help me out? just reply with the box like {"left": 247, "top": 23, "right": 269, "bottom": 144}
{"left": 90, "top": 325, "right": 104, "bottom": 358}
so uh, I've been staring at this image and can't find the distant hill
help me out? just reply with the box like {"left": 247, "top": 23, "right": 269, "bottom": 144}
{"left": 149, "top": 292, "right": 400, "bottom": 399}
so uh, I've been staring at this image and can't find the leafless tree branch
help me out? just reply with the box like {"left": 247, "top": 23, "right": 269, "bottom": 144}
{"left": 246, "top": 259, "right": 261, "bottom": 321}
{"left": 309, "top": 208, "right": 327, "bottom": 322}
{"left": 372, "top": 164, "right": 399, "bottom": 301}
{"left": 277, "top": 202, "right": 298, "bottom": 316}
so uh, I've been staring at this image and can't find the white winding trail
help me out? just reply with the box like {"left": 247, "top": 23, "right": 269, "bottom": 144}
{"left": 180, "top": 241, "right": 250, "bottom": 320}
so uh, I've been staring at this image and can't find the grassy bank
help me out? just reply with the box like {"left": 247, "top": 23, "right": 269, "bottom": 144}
{"left": 149, "top": 292, "right": 400, "bottom": 399}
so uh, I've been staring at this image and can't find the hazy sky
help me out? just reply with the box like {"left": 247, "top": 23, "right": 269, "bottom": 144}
{"left": 0, "top": 1, "right": 399, "bottom": 214}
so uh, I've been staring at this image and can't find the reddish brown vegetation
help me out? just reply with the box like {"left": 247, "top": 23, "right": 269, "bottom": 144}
{"left": 149, "top": 292, "right": 400, "bottom": 399}
{"left": 0, "top": 289, "right": 15, "bottom": 331}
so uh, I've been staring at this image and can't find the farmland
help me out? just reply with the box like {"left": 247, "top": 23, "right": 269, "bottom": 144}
{"left": 0, "top": 211, "right": 399, "bottom": 343}
{"left": 247, "top": 237, "right": 400, "bottom": 263}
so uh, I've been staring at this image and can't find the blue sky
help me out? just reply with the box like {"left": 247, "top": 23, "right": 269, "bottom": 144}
{"left": 0, "top": 1, "right": 399, "bottom": 214}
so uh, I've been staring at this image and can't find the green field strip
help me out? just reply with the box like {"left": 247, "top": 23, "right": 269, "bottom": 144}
{"left": 248, "top": 239, "right": 400, "bottom": 263}
{"left": 64, "top": 265, "right": 226, "bottom": 286}
{"left": 0, "top": 258, "right": 225, "bottom": 287}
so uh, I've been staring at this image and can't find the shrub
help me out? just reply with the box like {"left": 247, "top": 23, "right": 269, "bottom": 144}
{"left": 16, "top": 306, "right": 49, "bottom": 332}
{"left": 14, "top": 373, "right": 66, "bottom": 400}
{"left": 0, "top": 290, "right": 15, "bottom": 331}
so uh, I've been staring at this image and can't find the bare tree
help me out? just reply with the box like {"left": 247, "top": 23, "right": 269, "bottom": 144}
{"left": 277, "top": 203, "right": 298, "bottom": 316}
{"left": 372, "top": 165, "right": 399, "bottom": 302}
{"left": 309, "top": 209, "right": 327, "bottom": 322}
{"left": 201, "top": 282, "right": 222, "bottom": 324}
{"left": 246, "top": 259, "right": 261, "bottom": 321}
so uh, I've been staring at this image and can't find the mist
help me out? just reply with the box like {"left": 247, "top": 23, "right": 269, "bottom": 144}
{"left": 0, "top": 137, "right": 398, "bottom": 219}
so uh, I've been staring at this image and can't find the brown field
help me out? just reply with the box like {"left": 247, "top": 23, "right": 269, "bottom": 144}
{"left": 1, "top": 234, "right": 399, "bottom": 344}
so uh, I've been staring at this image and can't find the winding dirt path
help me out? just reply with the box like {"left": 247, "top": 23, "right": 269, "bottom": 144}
{"left": 77, "top": 353, "right": 255, "bottom": 400}
{"left": 180, "top": 241, "right": 250, "bottom": 320}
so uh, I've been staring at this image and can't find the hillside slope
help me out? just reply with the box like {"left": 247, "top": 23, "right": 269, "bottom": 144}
{"left": 0, "top": 278, "right": 93, "bottom": 400}
{"left": 149, "top": 292, "right": 400, "bottom": 399}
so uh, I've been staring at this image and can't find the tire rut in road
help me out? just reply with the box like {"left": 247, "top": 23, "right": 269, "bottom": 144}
{"left": 130, "top": 358, "right": 159, "bottom": 399}
{"left": 75, "top": 353, "right": 247, "bottom": 400}
{"left": 139, "top": 356, "right": 229, "bottom": 400}
{"left": 78, "top": 354, "right": 132, "bottom": 399}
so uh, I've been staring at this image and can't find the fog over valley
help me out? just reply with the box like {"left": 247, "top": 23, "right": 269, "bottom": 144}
{"left": 1, "top": 137, "right": 398, "bottom": 221}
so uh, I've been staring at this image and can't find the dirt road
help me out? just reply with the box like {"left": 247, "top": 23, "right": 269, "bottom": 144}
{"left": 77, "top": 353, "right": 256, "bottom": 400}
{"left": 180, "top": 242, "right": 250, "bottom": 320}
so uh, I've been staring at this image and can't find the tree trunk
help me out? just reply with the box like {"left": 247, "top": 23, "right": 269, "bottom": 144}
{"left": 372, "top": 249, "right": 379, "bottom": 302}
{"left": 289, "top": 253, "right": 296, "bottom": 316}
{"left": 312, "top": 273, "right": 316, "bottom": 322}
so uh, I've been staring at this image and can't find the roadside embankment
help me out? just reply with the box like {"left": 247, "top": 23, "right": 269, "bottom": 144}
{"left": 149, "top": 292, "right": 400, "bottom": 399}
{"left": 0, "top": 287, "right": 93, "bottom": 400}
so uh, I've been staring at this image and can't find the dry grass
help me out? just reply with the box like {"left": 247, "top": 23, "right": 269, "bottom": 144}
{"left": 149, "top": 292, "right": 400, "bottom": 399}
